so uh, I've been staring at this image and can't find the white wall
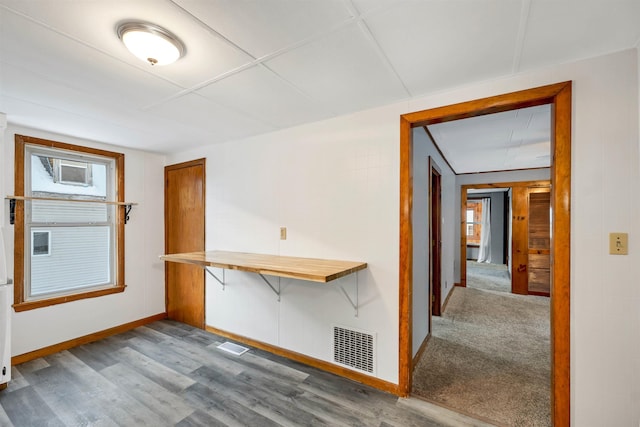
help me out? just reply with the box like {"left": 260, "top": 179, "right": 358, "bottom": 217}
{"left": 411, "top": 127, "right": 456, "bottom": 356}
{"left": 2, "top": 125, "right": 166, "bottom": 356}
{"left": 168, "top": 48, "right": 639, "bottom": 424}
{"left": 167, "top": 105, "right": 403, "bottom": 383}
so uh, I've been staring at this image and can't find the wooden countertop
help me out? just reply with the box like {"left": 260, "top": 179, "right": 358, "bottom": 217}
{"left": 160, "top": 251, "right": 367, "bottom": 283}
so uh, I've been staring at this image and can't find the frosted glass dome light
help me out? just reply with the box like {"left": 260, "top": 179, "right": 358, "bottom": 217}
{"left": 117, "top": 22, "right": 185, "bottom": 66}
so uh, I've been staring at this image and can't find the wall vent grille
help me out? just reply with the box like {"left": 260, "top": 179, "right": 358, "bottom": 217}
{"left": 332, "top": 325, "right": 375, "bottom": 375}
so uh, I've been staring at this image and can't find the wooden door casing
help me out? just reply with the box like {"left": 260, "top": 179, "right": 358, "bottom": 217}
{"left": 165, "top": 159, "right": 206, "bottom": 329}
{"left": 399, "top": 82, "right": 571, "bottom": 426}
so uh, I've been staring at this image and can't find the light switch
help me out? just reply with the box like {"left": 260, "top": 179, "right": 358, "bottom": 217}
{"left": 609, "top": 232, "right": 628, "bottom": 255}
{"left": 280, "top": 227, "right": 287, "bottom": 240}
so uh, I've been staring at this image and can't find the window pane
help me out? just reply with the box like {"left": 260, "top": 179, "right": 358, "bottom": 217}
{"left": 466, "top": 209, "right": 474, "bottom": 223}
{"left": 32, "top": 231, "right": 50, "bottom": 256}
{"left": 30, "top": 226, "right": 112, "bottom": 297}
{"left": 31, "top": 200, "right": 110, "bottom": 223}
{"left": 60, "top": 161, "right": 88, "bottom": 184}
{"left": 31, "top": 155, "right": 107, "bottom": 198}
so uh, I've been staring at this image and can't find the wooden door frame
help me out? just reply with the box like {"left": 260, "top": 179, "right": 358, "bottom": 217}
{"left": 399, "top": 81, "right": 571, "bottom": 426}
{"left": 429, "top": 158, "right": 442, "bottom": 319}
{"left": 459, "top": 180, "right": 550, "bottom": 290}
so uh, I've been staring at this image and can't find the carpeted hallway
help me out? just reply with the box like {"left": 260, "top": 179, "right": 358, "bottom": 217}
{"left": 412, "top": 262, "right": 551, "bottom": 427}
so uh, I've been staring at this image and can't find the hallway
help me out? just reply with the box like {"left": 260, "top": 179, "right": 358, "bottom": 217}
{"left": 412, "top": 263, "right": 550, "bottom": 426}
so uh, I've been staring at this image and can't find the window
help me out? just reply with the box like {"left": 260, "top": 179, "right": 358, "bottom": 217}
{"left": 466, "top": 200, "right": 482, "bottom": 245}
{"left": 14, "top": 135, "right": 125, "bottom": 311}
{"left": 56, "top": 159, "right": 92, "bottom": 186}
{"left": 31, "top": 231, "right": 51, "bottom": 256}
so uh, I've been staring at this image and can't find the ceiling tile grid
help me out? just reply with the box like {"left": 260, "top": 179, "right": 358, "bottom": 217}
{"left": 145, "top": 92, "right": 277, "bottom": 143}
{"left": 196, "top": 64, "right": 333, "bottom": 129}
{"left": 263, "top": 23, "right": 410, "bottom": 117}
{"left": 519, "top": 0, "right": 640, "bottom": 71}
{"left": 0, "top": 0, "right": 638, "bottom": 158}
{"left": 172, "top": 0, "right": 354, "bottom": 58}
{"left": 359, "top": 0, "right": 523, "bottom": 96}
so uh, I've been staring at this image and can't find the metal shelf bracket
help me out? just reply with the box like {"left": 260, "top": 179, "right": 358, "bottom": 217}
{"left": 124, "top": 204, "right": 133, "bottom": 224}
{"left": 338, "top": 273, "right": 359, "bottom": 317}
{"left": 9, "top": 199, "right": 16, "bottom": 225}
{"left": 205, "top": 267, "right": 225, "bottom": 291}
{"left": 259, "top": 274, "right": 281, "bottom": 301}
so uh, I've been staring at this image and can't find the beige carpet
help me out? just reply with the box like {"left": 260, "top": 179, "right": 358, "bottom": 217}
{"left": 412, "top": 264, "right": 550, "bottom": 427}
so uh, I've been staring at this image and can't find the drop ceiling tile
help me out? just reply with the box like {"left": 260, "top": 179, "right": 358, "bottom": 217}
{"left": 428, "top": 105, "right": 551, "bottom": 173}
{"left": 519, "top": 0, "right": 640, "bottom": 71}
{"left": 1, "top": 94, "right": 155, "bottom": 146}
{"left": 0, "top": 10, "right": 183, "bottom": 107}
{"left": 0, "top": 0, "right": 253, "bottom": 87}
{"left": 264, "top": 23, "right": 409, "bottom": 116}
{"left": 146, "top": 93, "right": 276, "bottom": 142}
{"left": 350, "top": 0, "right": 396, "bottom": 15}
{"left": 361, "top": 0, "right": 521, "bottom": 96}
{"left": 173, "top": 0, "right": 353, "bottom": 58}
{"left": 197, "top": 65, "right": 332, "bottom": 129}
{"left": 0, "top": 63, "right": 222, "bottom": 152}
{"left": 452, "top": 148, "right": 509, "bottom": 173}
{"left": 505, "top": 142, "right": 550, "bottom": 170}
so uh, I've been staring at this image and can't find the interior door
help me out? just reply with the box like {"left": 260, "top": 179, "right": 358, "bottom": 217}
{"left": 165, "top": 159, "right": 206, "bottom": 328}
{"left": 527, "top": 189, "right": 551, "bottom": 296}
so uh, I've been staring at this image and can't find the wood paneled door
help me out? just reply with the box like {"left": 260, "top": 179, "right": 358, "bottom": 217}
{"left": 511, "top": 185, "right": 551, "bottom": 296}
{"left": 165, "top": 159, "right": 206, "bottom": 329}
{"left": 528, "top": 189, "right": 551, "bottom": 296}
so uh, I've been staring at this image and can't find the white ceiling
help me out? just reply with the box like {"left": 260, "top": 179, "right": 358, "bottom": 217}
{"left": 1, "top": 0, "right": 639, "bottom": 156}
{"left": 427, "top": 104, "right": 551, "bottom": 174}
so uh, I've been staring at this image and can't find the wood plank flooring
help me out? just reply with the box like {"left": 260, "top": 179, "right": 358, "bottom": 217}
{"left": 0, "top": 320, "right": 493, "bottom": 427}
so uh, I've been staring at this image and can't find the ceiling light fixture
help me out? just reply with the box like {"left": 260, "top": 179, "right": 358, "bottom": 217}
{"left": 117, "top": 21, "right": 185, "bottom": 66}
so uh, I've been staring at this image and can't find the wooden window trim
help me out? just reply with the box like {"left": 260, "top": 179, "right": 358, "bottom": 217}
{"left": 13, "top": 134, "right": 125, "bottom": 312}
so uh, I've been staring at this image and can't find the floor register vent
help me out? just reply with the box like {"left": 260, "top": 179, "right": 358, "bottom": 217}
{"left": 332, "top": 325, "right": 376, "bottom": 375}
{"left": 217, "top": 341, "right": 249, "bottom": 356}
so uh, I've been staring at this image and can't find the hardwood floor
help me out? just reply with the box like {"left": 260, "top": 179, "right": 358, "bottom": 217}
{"left": 0, "top": 320, "right": 491, "bottom": 427}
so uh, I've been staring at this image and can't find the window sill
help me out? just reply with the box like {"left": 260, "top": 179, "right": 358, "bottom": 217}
{"left": 13, "top": 285, "right": 125, "bottom": 312}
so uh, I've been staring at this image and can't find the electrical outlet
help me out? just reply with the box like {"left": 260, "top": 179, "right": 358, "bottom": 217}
{"left": 280, "top": 227, "right": 287, "bottom": 240}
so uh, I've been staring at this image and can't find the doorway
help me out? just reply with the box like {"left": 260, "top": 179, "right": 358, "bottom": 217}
{"left": 165, "top": 158, "right": 206, "bottom": 329}
{"left": 430, "top": 159, "right": 442, "bottom": 318}
{"left": 460, "top": 181, "right": 551, "bottom": 296}
{"left": 399, "top": 82, "right": 571, "bottom": 426}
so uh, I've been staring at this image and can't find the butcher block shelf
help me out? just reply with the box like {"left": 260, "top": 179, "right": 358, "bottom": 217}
{"left": 161, "top": 251, "right": 366, "bottom": 316}
{"left": 160, "top": 250, "right": 367, "bottom": 283}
